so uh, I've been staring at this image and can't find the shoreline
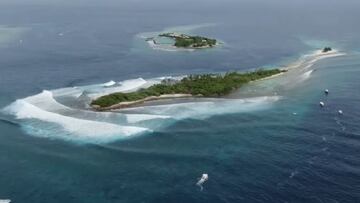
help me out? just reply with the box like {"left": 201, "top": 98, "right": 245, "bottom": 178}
{"left": 146, "top": 39, "right": 220, "bottom": 51}
{"left": 286, "top": 49, "right": 345, "bottom": 70}
{"left": 92, "top": 94, "right": 194, "bottom": 111}
{"left": 251, "top": 71, "right": 286, "bottom": 82}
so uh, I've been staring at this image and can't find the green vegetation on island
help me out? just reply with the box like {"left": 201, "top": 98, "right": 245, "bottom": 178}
{"left": 91, "top": 69, "right": 285, "bottom": 108}
{"left": 322, "top": 47, "right": 332, "bottom": 53}
{"left": 159, "top": 33, "right": 217, "bottom": 48}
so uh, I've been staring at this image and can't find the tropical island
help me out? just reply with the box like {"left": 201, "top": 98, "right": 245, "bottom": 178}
{"left": 91, "top": 69, "right": 285, "bottom": 110}
{"left": 147, "top": 32, "right": 217, "bottom": 49}
{"left": 322, "top": 47, "right": 332, "bottom": 53}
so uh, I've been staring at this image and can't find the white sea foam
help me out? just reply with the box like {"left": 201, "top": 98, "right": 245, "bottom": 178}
{"left": 103, "top": 80, "right": 116, "bottom": 87}
{"left": 125, "top": 114, "right": 171, "bottom": 124}
{"left": 125, "top": 96, "right": 281, "bottom": 120}
{"left": 2, "top": 91, "right": 152, "bottom": 143}
{"left": 118, "top": 78, "right": 147, "bottom": 89}
{"left": 3, "top": 100, "right": 149, "bottom": 143}
{"left": 287, "top": 49, "right": 345, "bottom": 71}
{"left": 22, "top": 90, "right": 70, "bottom": 111}
{"left": 266, "top": 49, "right": 347, "bottom": 90}
{"left": 2, "top": 89, "right": 279, "bottom": 143}
{"left": 87, "top": 78, "right": 148, "bottom": 99}
{"left": 52, "top": 87, "right": 84, "bottom": 98}
{"left": 21, "top": 90, "right": 170, "bottom": 125}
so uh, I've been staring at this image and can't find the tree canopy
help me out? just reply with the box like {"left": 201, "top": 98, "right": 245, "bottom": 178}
{"left": 322, "top": 47, "right": 332, "bottom": 53}
{"left": 91, "top": 69, "right": 284, "bottom": 108}
{"left": 159, "top": 33, "right": 217, "bottom": 48}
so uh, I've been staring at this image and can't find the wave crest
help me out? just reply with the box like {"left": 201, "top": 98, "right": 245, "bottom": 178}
{"left": 2, "top": 92, "right": 150, "bottom": 144}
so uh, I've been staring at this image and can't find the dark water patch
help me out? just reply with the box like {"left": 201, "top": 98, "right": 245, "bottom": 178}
{"left": 0, "top": 117, "right": 19, "bottom": 127}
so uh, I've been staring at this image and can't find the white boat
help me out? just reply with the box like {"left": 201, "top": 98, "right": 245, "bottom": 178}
{"left": 196, "top": 174, "right": 209, "bottom": 191}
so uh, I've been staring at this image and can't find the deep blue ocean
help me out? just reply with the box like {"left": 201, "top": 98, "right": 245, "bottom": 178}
{"left": 0, "top": 0, "right": 360, "bottom": 202}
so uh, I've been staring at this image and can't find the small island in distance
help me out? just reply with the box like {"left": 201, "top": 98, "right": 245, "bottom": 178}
{"left": 159, "top": 33, "right": 217, "bottom": 48}
{"left": 146, "top": 32, "right": 217, "bottom": 49}
{"left": 91, "top": 69, "right": 285, "bottom": 110}
{"left": 322, "top": 47, "right": 332, "bottom": 53}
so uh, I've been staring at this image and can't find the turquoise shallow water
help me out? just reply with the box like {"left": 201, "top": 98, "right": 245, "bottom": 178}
{"left": 0, "top": 0, "right": 360, "bottom": 202}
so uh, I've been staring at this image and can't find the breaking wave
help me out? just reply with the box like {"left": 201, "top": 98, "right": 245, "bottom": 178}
{"left": 2, "top": 92, "right": 150, "bottom": 144}
{"left": 1, "top": 88, "right": 279, "bottom": 144}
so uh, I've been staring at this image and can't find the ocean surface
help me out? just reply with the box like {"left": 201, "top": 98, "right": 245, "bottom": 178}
{"left": 0, "top": 0, "right": 360, "bottom": 202}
